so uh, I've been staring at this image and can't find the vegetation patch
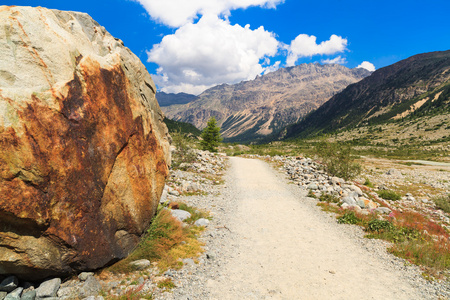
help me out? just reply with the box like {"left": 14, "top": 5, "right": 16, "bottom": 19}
{"left": 332, "top": 207, "right": 450, "bottom": 277}
{"left": 107, "top": 208, "right": 205, "bottom": 274}
{"left": 171, "top": 131, "right": 198, "bottom": 169}
{"left": 314, "top": 141, "right": 362, "bottom": 180}
{"left": 157, "top": 278, "right": 176, "bottom": 291}
{"left": 433, "top": 194, "right": 450, "bottom": 214}
{"left": 106, "top": 285, "right": 153, "bottom": 300}
{"left": 377, "top": 189, "right": 402, "bottom": 201}
{"left": 317, "top": 202, "right": 341, "bottom": 214}
{"left": 318, "top": 193, "right": 340, "bottom": 203}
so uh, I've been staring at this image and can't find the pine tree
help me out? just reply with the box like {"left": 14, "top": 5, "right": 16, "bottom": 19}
{"left": 200, "top": 117, "right": 222, "bottom": 152}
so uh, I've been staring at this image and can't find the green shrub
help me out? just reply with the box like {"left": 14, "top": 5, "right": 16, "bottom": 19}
{"left": 433, "top": 194, "right": 450, "bottom": 214}
{"left": 338, "top": 211, "right": 360, "bottom": 225}
{"left": 377, "top": 189, "right": 402, "bottom": 201}
{"left": 314, "top": 141, "right": 362, "bottom": 180}
{"left": 367, "top": 219, "right": 393, "bottom": 233}
{"left": 363, "top": 178, "right": 374, "bottom": 188}
{"left": 171, "top": 131, "right": 197, "bottom": 168}
{"left": 319, "top": 193, "right": 340, "bottom": 203}
{"left": 307, "top": 189, "right": 317, "bottom": 198}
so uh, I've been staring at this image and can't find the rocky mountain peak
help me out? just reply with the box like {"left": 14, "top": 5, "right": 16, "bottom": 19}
{"left": 162, "top": 63, "right": 371, "bottom": 142}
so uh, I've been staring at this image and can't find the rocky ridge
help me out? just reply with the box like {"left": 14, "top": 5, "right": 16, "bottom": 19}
{"left": 163, "top": 64, "right": 370, "bottom": 142}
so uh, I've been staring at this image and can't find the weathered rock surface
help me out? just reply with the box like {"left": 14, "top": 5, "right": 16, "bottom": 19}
{"left": 0, "top": 6, "right": 170, "bottom": 280}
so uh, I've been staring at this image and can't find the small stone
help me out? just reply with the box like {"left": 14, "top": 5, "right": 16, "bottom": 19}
{"left": 130, "top": 259, "right": 151, "bottom": 270}
{"left": 0, "top": 292, "right": 7, "bottom": 300}
{"left": 307, "top": 183, "right": 318, "bottom": 190}
{"left": 194, "top": 218, "right": 210, "bottom": 227}
{"left": 20, "top": 289, "right": 36, "bottom": 300}
{"left": 170, "top": 209, "right": 192, "bottom": 222}
{"left": 0, "top": 276, "right": 18, "bottom": 293}
{"left": 164, "top": 271, "right": 174, "bottom": 277}
{"left": 375, "top": 207, "right": 392, "bottom": 215}
{"left": 36, "top": 278, "right": 61, "bottom": 299}
{"left": 342, "top": 196, "right": 357, "bottom": 206}
{"left": 78, "top": 272, "right": 94, "bottom": 281}
{"left": 159, "top": 189, "right": 168, "bottom": 204}
{"left": 5, "top": 288, "right": 23, "bottom": 300}
{"left": 356, "top": 199, "right": 366, "bottom": 209}
{"left": 168, "top": 190, "right": 180, "bottom": 196}
{"left": 349, "top": 185, "right": 363, "bottom": 196}
{"left": 78, "top": 276, "right": 101, "bottom": 298}
{"left": 57, "top": 286, "right": 77, "bottom": 299}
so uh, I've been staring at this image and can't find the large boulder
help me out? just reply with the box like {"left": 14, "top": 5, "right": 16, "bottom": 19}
{"left": 0, "top": 6, "right": 170, "bottom": 280}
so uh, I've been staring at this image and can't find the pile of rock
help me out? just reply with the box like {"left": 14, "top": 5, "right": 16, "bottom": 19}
{"left": 278, "top": 156, "right": 389, "bottom": 214}
{"left": 161, "top": 150, "right": 227, "bottom": 204}
{"left": 178, "top": 150, "right": 227, "bottom": 174}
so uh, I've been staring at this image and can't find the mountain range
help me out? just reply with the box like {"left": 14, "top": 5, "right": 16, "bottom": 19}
{"left": 161, "top": 64, "right": 371, "bottom": 142}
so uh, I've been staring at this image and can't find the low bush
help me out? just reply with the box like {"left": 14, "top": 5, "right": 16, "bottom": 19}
{"left": 319, "top": 193, "right": 340, "bottom": 203}
{"left": 363, "top": 178, "right": 374, "bottom": 188}
{"left": 171, "top": 131, "right": 197, "bottom": 168}
{"left": 337, "top": 211, "right": 361, "bottom": 225}
{"left": 314, "top": 141, "right": 362, "bottom": 180}
{"left": 377, "top": 189, "right": 402, "bottom": 201}
{"left": 433, "top": 194, "right": 450, "bottom": 214}
{"left": 367, "top": 219, "right": 393, "bottom": 233}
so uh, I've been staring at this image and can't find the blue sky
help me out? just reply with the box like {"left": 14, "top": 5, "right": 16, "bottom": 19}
{"left": 3, "top": 0, "right": 450, "bottom": 94}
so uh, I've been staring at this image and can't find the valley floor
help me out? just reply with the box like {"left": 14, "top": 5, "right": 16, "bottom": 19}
{"left": 156, "top": 157, "right": 445, "bottom": 299}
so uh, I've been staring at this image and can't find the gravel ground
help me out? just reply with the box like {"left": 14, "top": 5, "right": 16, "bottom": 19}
{"left": 154, "top": 157, "right": 450, "bottom": 300}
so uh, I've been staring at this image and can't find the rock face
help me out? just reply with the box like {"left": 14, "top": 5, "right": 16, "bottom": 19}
{"left": 163, "top": 64, "right": 371, "bottom": 142}
{"left": 0, "top": 6, "right": 170, "bottom": 280}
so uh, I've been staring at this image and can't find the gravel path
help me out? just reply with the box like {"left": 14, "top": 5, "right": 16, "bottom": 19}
{"left": 156, "top": 157, "right": 442, "bottom": 299}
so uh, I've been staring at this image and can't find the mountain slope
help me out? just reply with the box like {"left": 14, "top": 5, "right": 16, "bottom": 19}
{"left": 156, "top": 92, "right": 198, "bottom": 107}
{"left": 283, "top": 50, "right": 450, "bottom": 139}
{"left": 162, "top": 64, "right": 371, "bottom": 142}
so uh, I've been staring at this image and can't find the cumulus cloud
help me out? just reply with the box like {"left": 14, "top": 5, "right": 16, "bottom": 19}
{"left": 135, "top": 0, "right": 284, "bottom": 27}
{"left": 357, "top": 61, "right": 376, "bottom": 72}
{"left": 321, "top": 56, "right": 347, "bottom": 65}
{"left": 148, "top": 14, "right": 279, "bottom": 94}
{"left": 286, "top": 34, "right": 348, "bottom": 66}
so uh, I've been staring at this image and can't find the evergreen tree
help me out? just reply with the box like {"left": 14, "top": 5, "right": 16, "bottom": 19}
{"left": 200, "top": 117, "right": 222, "bottom": 152}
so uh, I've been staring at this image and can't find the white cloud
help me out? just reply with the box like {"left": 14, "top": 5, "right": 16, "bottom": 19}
{"left": 321, "top": 56, "right": 347, "bottom": 65}
{"left": 148, "top": 14, "right": 280, "bottom": 94}
{"left": 357, "top": 61, "right": 376, "bottom": 72}
{"left": 263, "top": 61, "right": 281, "bottom": 74}
{"left": 286, "top": 34, "right": 348, "bottom": 66}
{"left": 135, "top": 0, "right": 284, "bottom": 27}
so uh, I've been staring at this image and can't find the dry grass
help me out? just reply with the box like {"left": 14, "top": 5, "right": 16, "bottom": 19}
{"left": 107, "top": 208, "right": 205, "bottom": 274}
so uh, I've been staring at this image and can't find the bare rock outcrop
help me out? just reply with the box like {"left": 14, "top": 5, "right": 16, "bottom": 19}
{"left": 0, "top": 6, "right": 170, "bottom": 280}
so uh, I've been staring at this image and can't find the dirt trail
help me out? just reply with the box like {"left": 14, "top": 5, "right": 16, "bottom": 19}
{"left": 207, "top": 157, "right": 427, "bottom": 299}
